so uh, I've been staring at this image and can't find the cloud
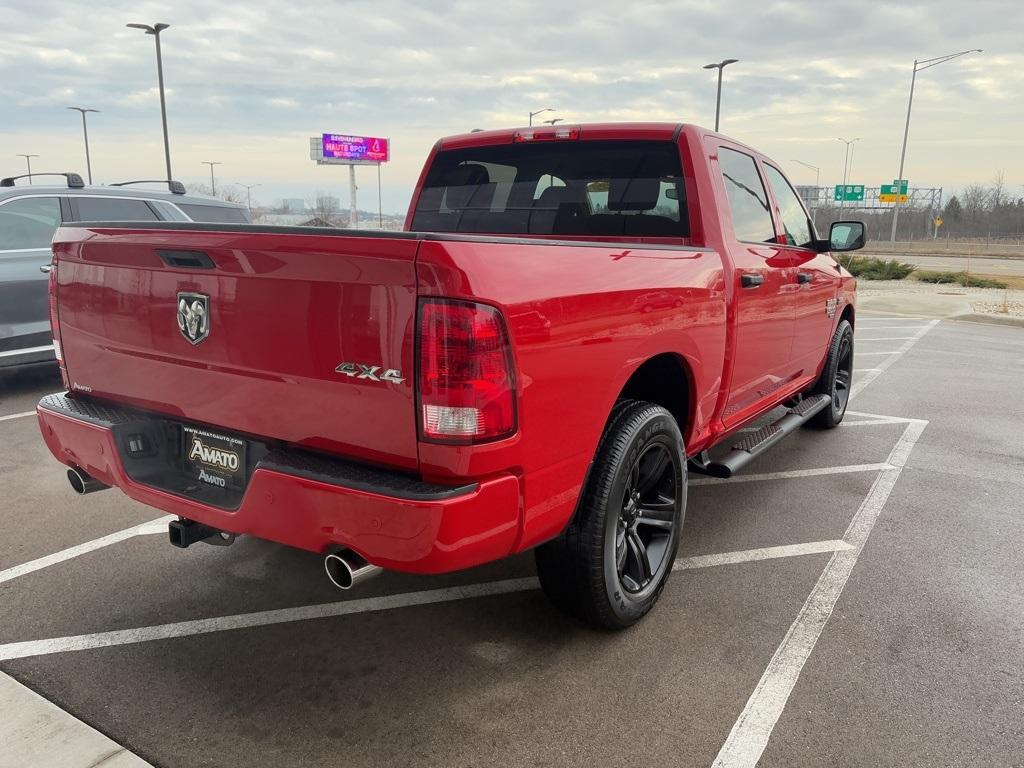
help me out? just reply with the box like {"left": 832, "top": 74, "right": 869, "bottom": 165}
{"left": 1, "top": 0, "right": 1021, "bottom": 210}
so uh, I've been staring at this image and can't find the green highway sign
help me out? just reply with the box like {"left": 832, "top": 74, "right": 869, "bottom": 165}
{"left": 834, "top": 184, "right": 865, "bottom": 202}
{"left": 881, "top": 180, "right": 909, "bottom": 195}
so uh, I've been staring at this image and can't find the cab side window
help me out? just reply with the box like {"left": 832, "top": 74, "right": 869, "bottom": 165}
{"left": 717, "top": 147, "right": 775, "bottom": 243}
{"left": 0, "top": 196, "right": 62, "bottom": 250}
{"left": 764, "top": 164, "right": 814, "bottom": 248}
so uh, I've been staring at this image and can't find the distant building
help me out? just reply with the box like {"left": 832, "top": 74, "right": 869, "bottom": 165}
{"left": 282, "top": 198, "right": 306, "bottom": 213}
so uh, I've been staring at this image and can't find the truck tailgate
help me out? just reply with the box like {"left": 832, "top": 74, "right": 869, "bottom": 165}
{"left": 52, "top": 225, "right": 421, "bottom": 470}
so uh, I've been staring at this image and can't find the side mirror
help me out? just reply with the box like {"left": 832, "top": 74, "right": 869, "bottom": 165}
{"left": 829, "top": 220, "right": 865, "bottom": 252}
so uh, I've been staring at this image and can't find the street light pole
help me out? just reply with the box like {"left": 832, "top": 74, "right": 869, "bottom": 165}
{"left": 792, "top": 159, "right": 821, "bottom": 225}
{"left": 702, "top": 59, "right": 738, "bottom": 132}
{"left": 528, "top": 108, "right": 555, "bottom": 126}
{"left": 836, "top": 137, "right": 860, "bottom": 208}
{"left": 202, "top": 161, "right": 222, "bottom": 196}
{"left": 889, "top": 48, "right": 981, "bottom": 242}
{"left": 67, "top": 108, "right": 99, "bottom": 184}
{"left": 16, "top": 154, "right": 39, "bottom": 183}
{"left": 127, "top": 22, "right": 173, "bottom": 182}
{"left": 237, "top": 183, "right": 260, "bottom": 212}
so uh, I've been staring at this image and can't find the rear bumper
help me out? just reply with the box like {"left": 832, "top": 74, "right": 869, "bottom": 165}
{"left": 36, "top": 392, "right": 522, "bottom": 574}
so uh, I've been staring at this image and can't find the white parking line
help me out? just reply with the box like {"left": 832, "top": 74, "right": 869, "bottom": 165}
{"left": 855, "top": 336, "right": 919, "bottom": 341}
{"left": 0, "top": 518, "right": 169, "bottom": 586}
{"left": 0, "top": 538, "right": 860, "bottom": 661}
{"left": 712, "top": 418, "right": 927, "bottom": 767}
{"left": 691, "top": 463, "right": 891, "bottom": 486}
{"left": 853, "top": 368, "right": 881, "bottom": 373}
{"left": 674, "top": 541, "right": 852, "bottom": 570}
{"left": 854, "top": 350, "right": 902, "bottom": 356}
{"left": 0, "top": 411, "right": 36, "bottom": 422}
{"left": 851, "top": 319, "right": 939, "bottom": 401}
{"left": 855, "top": 325, "right": 929, "bottom": 331}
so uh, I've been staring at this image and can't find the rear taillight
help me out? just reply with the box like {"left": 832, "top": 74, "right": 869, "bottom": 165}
{"left": 47, "top": 257, "right": 70, "bottom": 388}
{"left": 418, "top": 299, "right": 516, "bottom": 444}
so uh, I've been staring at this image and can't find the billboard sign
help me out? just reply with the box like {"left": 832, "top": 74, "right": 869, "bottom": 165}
{"left": 321, "top": 134, "right": 390, "bottom": 164}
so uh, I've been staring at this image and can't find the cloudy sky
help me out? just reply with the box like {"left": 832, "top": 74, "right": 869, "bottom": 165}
{"left": 2, "top": 0, "right": 1021, "bottom": 213}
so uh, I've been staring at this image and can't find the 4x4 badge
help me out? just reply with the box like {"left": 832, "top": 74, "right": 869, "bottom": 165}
{"left": 335, "top": 362, "right": 405, "bottom": 384}
{"left": 177, "top": 292, "right": 210, "bottom": 345}
{"left": 825, "top": 298, "right": 838, "bottom": 318}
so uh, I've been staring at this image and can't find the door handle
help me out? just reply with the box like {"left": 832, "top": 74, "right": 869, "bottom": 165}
{"left": 740, "top": 273, "right": 764, "bottom": 288}
{"left": 39, "top": 264, "right": 52, "bottom": 274}
{"left": 797, "top": 272, "right": 812, "bottom": 284}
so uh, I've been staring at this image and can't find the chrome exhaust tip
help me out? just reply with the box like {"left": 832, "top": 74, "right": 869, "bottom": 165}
{"left": 324, "top": 550, "right": 382, "bottom": 590}
{"left": 67, "top": 466, "right": 109, "bottom": 495}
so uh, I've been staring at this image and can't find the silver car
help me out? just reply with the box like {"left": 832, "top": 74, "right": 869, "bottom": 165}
{"left": 0, "top": 172, "right": 249, "bottom": 368}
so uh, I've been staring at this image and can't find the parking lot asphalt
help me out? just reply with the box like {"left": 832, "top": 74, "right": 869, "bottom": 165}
{"left": 1, "top": 316, "right": 1022, "bottom": 768}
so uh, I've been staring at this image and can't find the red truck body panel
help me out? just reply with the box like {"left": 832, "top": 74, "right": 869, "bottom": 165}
{"left": 38, "top": 122, "right": 856, "bottom": 574}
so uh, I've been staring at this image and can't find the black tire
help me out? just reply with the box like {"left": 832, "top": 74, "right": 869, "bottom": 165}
{"left": 535, "top": 401, "right": 686, "bottom": 629}
{"left": 807, "top": 319, "right": 854, "bottom": 428}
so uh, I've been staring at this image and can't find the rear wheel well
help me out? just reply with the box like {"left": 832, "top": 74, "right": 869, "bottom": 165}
{"left": 616, "top": 353, "right": 691, "bottom": 436}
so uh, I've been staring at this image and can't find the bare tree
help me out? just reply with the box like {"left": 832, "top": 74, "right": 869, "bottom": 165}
{"left": 305, "top": 192, "right": 345, "bottom": 227}
{"left": 185, "top": 183, "right": 246, "bottom": 204}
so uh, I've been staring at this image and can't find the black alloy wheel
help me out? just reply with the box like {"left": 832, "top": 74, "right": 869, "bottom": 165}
{"left": 535, "top": 400, "right": 686, "bottom": 628}
{"left": 615, "top": 442, "right": 678, "bottom": 594}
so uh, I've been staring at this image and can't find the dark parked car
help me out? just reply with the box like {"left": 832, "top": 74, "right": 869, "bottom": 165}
{"left": 0, "top": 172, "right": 249, "bottom": 367}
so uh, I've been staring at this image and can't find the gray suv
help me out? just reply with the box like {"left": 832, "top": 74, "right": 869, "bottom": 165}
{"left": 0, "top": 172, "right": 249, "bottom": 368}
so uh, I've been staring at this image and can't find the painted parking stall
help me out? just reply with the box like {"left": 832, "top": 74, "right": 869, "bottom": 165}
{"left": 2, "top": 316, "right": 1023, "bottom": 767}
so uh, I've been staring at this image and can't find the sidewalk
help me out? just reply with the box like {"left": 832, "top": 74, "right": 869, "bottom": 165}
{"left": 0, "top": 672, "right": 152, "bottom": 768}
{"left": 856, "top": 279, "right": 1024, "bottom": 325}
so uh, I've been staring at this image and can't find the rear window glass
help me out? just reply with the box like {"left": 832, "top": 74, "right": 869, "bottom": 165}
{"left": 72, "top": 196, "right": 159, "bottom": 222}
{"left": 177, "top": 204, "right": 250, "bottom": 224}
{"left": 411, "top": 140, "right": 688, "bottom": 238}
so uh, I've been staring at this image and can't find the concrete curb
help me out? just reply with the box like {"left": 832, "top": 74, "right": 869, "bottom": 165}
{"left": 0, "top": 672, "right": 153, "bottom": 768}
{"left": 862, "top": 250, "right": 1024, "bottom": 261}
{"left": 948, "top": 313, "right": 1024, "bottom": 328}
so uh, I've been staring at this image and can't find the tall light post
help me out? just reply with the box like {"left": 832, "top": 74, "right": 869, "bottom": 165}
{"left": 792, "top": 159, "right": 821, "bottom": 225}
{"left": 889, "top": 48, "right": 982, "bottom": 242}
{"left": 529, "top": 108, "right": 555, "bottom": 126}
{"left": 67, "top": 107, "right": 99, "bottom": 184}
{"left": 836, "top": 137, "right": 861, "bottom": 187}
{"left": 237, "top": 183, "right": 260, "bottom": 212}
{"left": 702, "top": 58, "right": 738, "bottom": 132}
{"left": 201, "top": 161, "right": 222, "bottom": 196}
{"left": 127, "top": 22, "right": 173, "bottom": 182}
{"left": 16, "top": 154, "right": 39, "bottom": 183}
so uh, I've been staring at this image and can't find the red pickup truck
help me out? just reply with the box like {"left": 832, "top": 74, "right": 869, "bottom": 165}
{"left": 37, "top": 123, "right": 862, "bottom": 628}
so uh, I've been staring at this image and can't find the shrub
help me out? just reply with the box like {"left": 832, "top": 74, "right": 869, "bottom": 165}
{"left": 845, "top": 256, "right": 917, "bottom": 280}
{"left": 914, "top": 271, "right": 1008, "bottom": 289}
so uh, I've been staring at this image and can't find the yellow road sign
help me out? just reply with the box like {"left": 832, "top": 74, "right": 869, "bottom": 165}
{"left": 879, "top": 193, "right": 909, "bottom": 203}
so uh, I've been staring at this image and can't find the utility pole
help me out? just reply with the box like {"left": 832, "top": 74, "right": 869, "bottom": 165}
{"left": 127, "top": 22, "right": 173, "bottom": 181}
{"left": 16, "top": 154, "right": 39, "bottom": 183}
{"left": 201, "top": 161, "right": 221, "bottom": 196}
{"left": 889, "top": 48, "right": 981, "bottom": 242}
{"left": 67, "top": 107, "right": 99, "bottom": 184}
{"left": 702, "top": 59, "right": 739, "bottom": 132}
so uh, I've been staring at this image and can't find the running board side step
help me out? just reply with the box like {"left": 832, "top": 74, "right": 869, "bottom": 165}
{"left": 690, "top": 394, "right": 831, "bottom": 479}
